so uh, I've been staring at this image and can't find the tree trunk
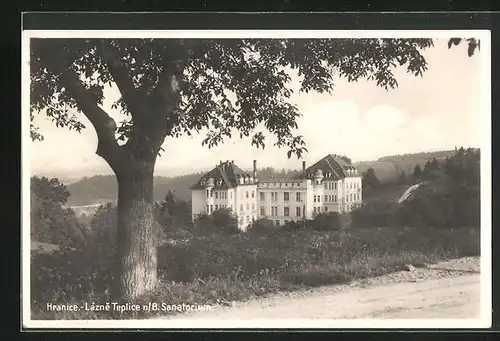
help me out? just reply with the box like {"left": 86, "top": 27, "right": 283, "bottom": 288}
{"left": 115, "top": 159, "right": 158, "bottom": 301}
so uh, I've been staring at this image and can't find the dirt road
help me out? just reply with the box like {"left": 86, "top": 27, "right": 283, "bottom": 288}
{"left": 166, "top": 257, "right": 481, "bottom": 320}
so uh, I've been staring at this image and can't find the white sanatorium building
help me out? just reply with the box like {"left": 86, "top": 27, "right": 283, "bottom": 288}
{"left": 190, "top": 154, "right": 363, "bottom": 230}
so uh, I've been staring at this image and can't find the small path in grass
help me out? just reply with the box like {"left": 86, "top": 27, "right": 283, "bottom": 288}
{"left": 159, "top": 257, "right": 482, "bottom": 320}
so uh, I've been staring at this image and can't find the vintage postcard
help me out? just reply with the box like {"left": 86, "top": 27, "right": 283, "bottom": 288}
{"left": 22, "top": 28, "right": 491, "bottom": 329}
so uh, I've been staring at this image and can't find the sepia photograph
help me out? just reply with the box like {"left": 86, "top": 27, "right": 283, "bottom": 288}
{"left": 22, "top": 29, "right": 491, "bottom": 329}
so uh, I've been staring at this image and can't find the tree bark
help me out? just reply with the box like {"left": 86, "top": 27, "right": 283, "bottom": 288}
{"left": 115, "top": 158, "right": 158, "bottom": 301}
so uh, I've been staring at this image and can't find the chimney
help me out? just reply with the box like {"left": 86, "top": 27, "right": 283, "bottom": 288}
{"left": 253, "top": 160, "right": 257, "bottom": 178}
{"left": 302, "top": 161, "right": 306, "bottom": 177}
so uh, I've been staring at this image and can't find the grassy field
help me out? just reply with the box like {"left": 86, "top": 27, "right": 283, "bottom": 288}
{"left": 31, "top": 224, "right": 480, "bottom": 320}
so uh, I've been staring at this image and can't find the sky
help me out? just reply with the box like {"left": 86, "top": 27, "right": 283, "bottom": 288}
{"left": 28, "top": 38, "right": 485, "bottom": 179}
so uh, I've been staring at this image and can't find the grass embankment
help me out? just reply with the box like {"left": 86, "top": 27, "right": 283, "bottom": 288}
{"left": 31, "top": 225, "right": 479, "bottom": 320}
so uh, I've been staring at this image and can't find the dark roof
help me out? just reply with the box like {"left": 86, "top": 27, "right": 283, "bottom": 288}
{"left": 190, "top": 161, "right": 254, "bottom": 190}
{"left": 295, "top": 154, "right": 359, "bottom": 180}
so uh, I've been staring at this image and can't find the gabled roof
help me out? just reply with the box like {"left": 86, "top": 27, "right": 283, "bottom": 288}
{"left": 296, "top": 154, "right": 359, "bottom": 180}
{"left": 190, "top": 161, "right": 254, "bottom": 190}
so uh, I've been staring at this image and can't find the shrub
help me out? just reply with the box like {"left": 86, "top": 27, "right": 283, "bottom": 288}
{"left": 212, "top": 208, "right": 239, "bottom": 234}
{"left": 310, "top": 212, "right": 342, "bottom": 231}
{"left": 247, "top": 218, "right": 276, "bottom": 234}
{"left": 30, "top": 176, "right": 87, "bottom": 248}
{"left": 397, "top": 186, "right": 480, "bottom": 229}
{"left": 283, "top": 220, "right": 305, "bottom": 231}
{"left": 193, "top": 209, "right": 240, "bottom": 235}
{"left": 351, "top": 201, "right": 399, "bottom": 228}
{"left": 32, "top": 222, "right": 480, "bottom": 320}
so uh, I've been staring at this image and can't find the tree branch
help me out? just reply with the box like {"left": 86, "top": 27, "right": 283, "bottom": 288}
{"left": 38, "top": 50, "right": 124, "bottom": 171}
{"left": 98, "top": 40, "right": 145, "bottom": 118}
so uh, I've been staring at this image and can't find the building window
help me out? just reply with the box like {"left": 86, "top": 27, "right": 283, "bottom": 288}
{"left": 260, "top": 207, "right": 265, "bottom": 216}
{"left": 324, "top": 183, "right": 328, "bottom": 189}
{"left": 296, "top": 192, "right": 301, "bottom": 201}
{"left": 215, "top": 204, "right": 219, "bottom": 210}
{"left": 317, "top": 195, "right": 321, "bottom": 202}
{"left": 296, "top": 207, "right": 301, "bottom": 217}
{"left": 206, "top": 205, "right": 209, "bottom": 213}
{"left": 252, "top": 203, "right": 255, "bottom": 210}
{"left": 240, "top": 204, "right": 243, "bottom": 212}
{"left": 210, "top": 189, "right": 213, "bottom": 197}
{"left": 271, "top": 192, "right": 275, "bottom": 201}
{"left": 334, "top": 182, "right": 337, "bottom": 190}
{"left": 275, "top": 220, "right": 280, "bottom": 226}
{"left": 284, "top": 220, "right": 289, "bottom": 224}
{"left": 284, "top": 207, "right": 290, "bottom": 216}
{"left": 313, "top": 196, "right": 316, "bottom": 203}
{"left": 206, "top": 190, "right": 209, "bottom": 198}
{"left": 246, "top": 191, "right": 249, "bottom": 198}
{"left": 324, "top": 206, "right": 328, "bottom": 212}
{"left": 334, "top": 194, "right": 337, "bottom": 202}
{"left": 284, "top": 192, "right": 289, "bottom": 201}
{"left": 215, "top": 192, "right": 219, "bottom": 199}
{"left": 210, "top": 205, "right": 213, "bottom": 213}
{"left": 324, "top": 195, "right": 328, "bottom": 202}
{"left": 260, "top": 192, "right": 265, "bottom": 201}
{"left": 350, "top": 193, "right": 353, "bottom": 202}
{"left": 252, "top": 191, "right": 255, "bottom": 198}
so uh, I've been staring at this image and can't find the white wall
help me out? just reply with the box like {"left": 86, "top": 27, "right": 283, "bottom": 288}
{"left": 257, "top": 180, "right": 310, "bottom": 225}
{"left": 234, "top": 184, "right": 258, "bottom": 229}
{"left": 191, "top": 189, "right": 206, "bottom": 220}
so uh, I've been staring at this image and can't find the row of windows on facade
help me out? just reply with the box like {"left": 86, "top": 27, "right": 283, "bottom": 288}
{"left": 323, "top": 182, "right": 360, "bottom": 190}
{"left": 206, "top": 203, "right": 256, "bottom": 214}
{"left": 265, "top": 206, "right": 302, "bottom": 217}
{"left": 261, "top": 192, "right": 360, "bottom": 203}
{"left": 206, "top": 185, "right": 360, "bottom": 202}
{"left": 206, "top": 189, "right": 256, "bottom": 199}
{"left": 261, "top": 204, "right": 345, "bottom": 217}
{"left": 314, "top": 192, "right": 361, "bottom": 203}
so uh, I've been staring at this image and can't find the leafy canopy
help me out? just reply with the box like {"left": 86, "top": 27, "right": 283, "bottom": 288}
{"left": 31, "top": 38, "right": 434, "bottom": 159}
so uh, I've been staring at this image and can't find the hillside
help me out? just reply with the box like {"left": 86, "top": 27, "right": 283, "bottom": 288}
{"left": 64, "top": 150, "right": 457, "bottom": 206}
{"left": 354, "top": 150, "right": 457, "bottom": 181}
{"left": 65, "top": 173, "right": 204, "bottom": 206}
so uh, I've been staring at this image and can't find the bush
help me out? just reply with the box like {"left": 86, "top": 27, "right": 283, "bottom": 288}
{"left": 283, "top": 220, "right": 305, "bottom": 231}
{"left": 212, "top": 208, "right": 239, "bottom": 234}
{"left": 310, "top": 212, "right": 342, "bottom": 231}
{"left": 30, "top": 176, "right": 87, "bottom": 248}
{"left": 193, "top": 209, "right": 240, "bottom": 235}
{"left": 247, "top": 218, "right": 276, "bottom": 234}
{"left": 351, "top": 201, "right": 399, "bottom": 228}
{"left": 32, "top": 222, "right": 480, "bottom": 320}
{"left": 397, "top": 186, "right": 480, "bottom": 229}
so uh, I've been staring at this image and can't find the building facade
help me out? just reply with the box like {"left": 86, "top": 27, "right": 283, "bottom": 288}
{"left": 190, "top": 154, "right": 362, "bottom": 230}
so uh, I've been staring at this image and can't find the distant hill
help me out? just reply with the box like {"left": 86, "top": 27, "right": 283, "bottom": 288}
{"left": 66, "top": 173, "right": 204, "bottom": 206}
{"left": 64, "top": 149, "right": 459, "bottom": 206}
{"left": 354, "top": 150, "right": 457, "bottom": 181}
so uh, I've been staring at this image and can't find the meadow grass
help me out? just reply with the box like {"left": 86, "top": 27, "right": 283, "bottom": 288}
{"left": 30, "top": 225, "right": 479, "bottom": 319}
